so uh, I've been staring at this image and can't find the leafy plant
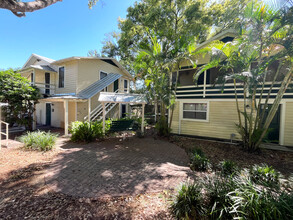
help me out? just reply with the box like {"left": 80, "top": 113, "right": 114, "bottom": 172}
{"left": 190, "top": 150, "right": 211, "bottom": 171}
{"left": 170, "top": 181, "right": 205, "bottom": 219}
{"left": 249, "top": 164, "right": 280, "bottom": 187}
{"left": 219, "top": 160, "right": 239, "bottom": 176}
{"left": 19, "top": 130, "right": 58, "bottom": 151}
{"left": 70, "top": 120, "right": 111, "bottom": 142}
{"left": 155, "top": 117, "right": 170, "bottom": 136}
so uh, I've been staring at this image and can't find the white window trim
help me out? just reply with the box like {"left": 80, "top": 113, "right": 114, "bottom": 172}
{"left": 124, "top": 79, "right": 129, "bottom": 93}
{"left": 180, "top": 100, "right": 209, "bottom": 122}
{"left": 99, "top": 70, "right": 108, "bottom": 80}
{"left": 58, "top": 66, "right": 65, "bottom": 88}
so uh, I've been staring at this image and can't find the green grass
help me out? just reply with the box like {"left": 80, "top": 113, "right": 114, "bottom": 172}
{"left": 18, "top": 130, "right": 58, "bottom": 151}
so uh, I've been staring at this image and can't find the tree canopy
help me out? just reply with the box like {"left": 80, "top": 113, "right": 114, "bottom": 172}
{"left": 0, "top": 0, "right": 99, "bottom": 17}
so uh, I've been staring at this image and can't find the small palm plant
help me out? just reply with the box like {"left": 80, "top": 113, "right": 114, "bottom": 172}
{"left": 194, "top": 2, "right": 293, "bottom": 151}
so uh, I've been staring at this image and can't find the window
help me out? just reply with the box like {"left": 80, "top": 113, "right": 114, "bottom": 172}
{"left": 100, "top": 71, "right": 107, "bottom": 80}
{"left": 58, "top": 67, "right": 65, "bottom": 88}
{"left": 183, "top": 103, "right": 208, "bottom": 120}
{"left": 124, "top": 79, "right": 128, "bottom": 92}
{"left": 31, "top": 72, "right": 34, "bottom": 83}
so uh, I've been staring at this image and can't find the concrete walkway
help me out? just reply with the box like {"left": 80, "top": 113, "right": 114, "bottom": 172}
{"left": 43, "top": 137, "right": 193, "bottom": 198}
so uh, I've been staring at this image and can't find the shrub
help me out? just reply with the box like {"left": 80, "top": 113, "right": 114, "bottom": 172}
{"left": 219, "top": 160, "right": 239, "bottom": 176}
{"left": 189, "top": 147, "right": 204, "bottom": 157}
{"left": 229, "top": 176, "right": 293, "bottom": 220}
{"left": 170, "top": 181, "right": 205, "bottom": 219}
{"left": 249, "top": 164, "right": 280, "bottom": 187}
{"left": 190, "top": 149, "right": 210, "bottom": 171}
{"left": 70, "top": 120, "right": 111, "bottom": 142}
{"left": 19, "top": 130, "right": 58, "bottom": 151}
{"left": 203, "top": 175, "right": 236, "bottom": 219}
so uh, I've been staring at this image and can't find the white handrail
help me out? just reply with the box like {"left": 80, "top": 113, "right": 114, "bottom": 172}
{"left": 0, "top": 120, "right": 9, "bottom": 150}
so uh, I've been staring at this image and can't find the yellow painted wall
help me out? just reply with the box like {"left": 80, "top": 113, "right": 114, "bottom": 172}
{"left": 284, "top": 102, "right": 293, "bottom": 146}
{"left": 55, "top": 60, "right": 78, "bottom": 94}
{"left": 76, "top": 59, "right": 129, "bottom": 93}
{"left": 171, "top": 100, "right": 242, "bottom": 140}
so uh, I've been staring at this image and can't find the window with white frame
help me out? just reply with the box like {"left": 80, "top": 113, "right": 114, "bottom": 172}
{"left": 100, "top": 71, "right": 107, "bottom": 80}
{"left": 124, "top": 79, "right": 128, "bottom": 92}
{"left": 58, "top": 67, "right": 65, "bottom": 88}
{"left": 183, "top": 103, "right": 208, "bottom": 120}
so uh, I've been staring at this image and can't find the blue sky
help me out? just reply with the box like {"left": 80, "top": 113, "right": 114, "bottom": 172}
{"left": 0, "top": 0, "right": 137, "bottom": 69}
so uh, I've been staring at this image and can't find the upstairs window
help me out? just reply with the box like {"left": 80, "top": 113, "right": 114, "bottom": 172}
{"left": 58, "top": 67, "right": 65, "bottom": 88}
{"left": 124, "top": 79, "right": 128, "bottom": 92}
{"left": 183, "top": 103, "right": 208, "bottom": 120}
{"left": 31, "top": 72, "right": 34, "bottom": 84}
{"left": 100, "top": 71, "right": 107, "bottom": 80}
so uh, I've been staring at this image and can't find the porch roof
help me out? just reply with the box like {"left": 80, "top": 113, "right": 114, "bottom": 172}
{"left": 98, "top": 92, "right": 147, "bottom": 105}
{"left": 21, "top": 65, "right": 57, "bottom": 72}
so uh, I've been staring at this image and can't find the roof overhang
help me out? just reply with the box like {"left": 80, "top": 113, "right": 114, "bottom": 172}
{"left": 39, "top": 96, "right": 87, "bottom": 102}
{"left": 20, "top": 65, "right": 57, "bottom": 73}
{"left": 98, "top": 92, "right": 147, "bottom": 105}
{"left": 51, "top": 56, "right": 133, "bottom": 80}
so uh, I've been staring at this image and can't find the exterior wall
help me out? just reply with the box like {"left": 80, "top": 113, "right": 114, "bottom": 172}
{"left": 36, "top": 102, "right": 46, "bottom": 125}
{"left": 76, "top": 59, "right": 127, "bottom": 93}
{"left": 51, "top": 102, "right": 65, "bottom": 128}
{"left": 77, "top": 102, "right": 88, "bottom": 121}
{"left": 284, "top": 102, "right": 293, "bottom": 146}
{"left": 55, "top": 60, "right": 78, "bottom": 94}
{"left": 68, "top": 101, "right": 76, "bottom": 125}
{"left": 171, "top": 100, "right": 242, "bottom": 140}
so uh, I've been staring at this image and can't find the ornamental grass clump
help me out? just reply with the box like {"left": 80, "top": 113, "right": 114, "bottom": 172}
{"left": 190, "top": 148, "right": 211, "bottom": 171}
{"left": 19, "top": 130, "right": 58, "bottom": 151}
{"left": 219, "top": 160, "right": 239, "bottom": 176}
{"left": 70, "top": 120, "right": 111, "bottom": 142}
{"left": 170, "top": 181, "right": 205, "bottom": 219}
{"left": 249, "top": 164, "right": 280, "bottom": 187}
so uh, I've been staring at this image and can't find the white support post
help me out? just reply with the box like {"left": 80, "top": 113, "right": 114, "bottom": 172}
{"left": 203, "top": 70, "right": 207, "bottom": 98}
{"left": 280, "top": 103, "right": 286, "bottom": 146}
{"left": 102, "top": 103, "right": 105, "bottom": 134}
{"left": 88, "top": 98, "right": 91, "bottom": 122}
{"left": 64, "top": 100, "right": 69, "bottom": 136}
{"left": 118, "top": 103, "right": 121, "bottom": 119}
{"left": 141, "top": 104, "right": 145, "bottom": 133}
{"left": 33, "top": 104, "right": 37, "bottom": 130}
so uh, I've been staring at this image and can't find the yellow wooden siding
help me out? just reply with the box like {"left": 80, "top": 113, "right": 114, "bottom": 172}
{"left": 172, "top": 101, "right": 242, "bottom": 140}
{"left": 55, "top": 60, "right": 78, "bottom": 94}
{"left": 170, "top": 101, "right": 180, "bottom": 133}
{"left": 68, "top": 101, "right": 76, "bottom": 125}
{"left": 76, "top": 60, "right": 128, "bottom": 93}
{"left": 284, "top": 102, "right": 293, "bottom": 146}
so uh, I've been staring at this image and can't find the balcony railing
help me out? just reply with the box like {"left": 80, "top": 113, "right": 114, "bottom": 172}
{"left": 175, "top": 82, "right": 293, "bottom": 99}
{"left": 32, "top": 82, "right": 56, "bottom": 95}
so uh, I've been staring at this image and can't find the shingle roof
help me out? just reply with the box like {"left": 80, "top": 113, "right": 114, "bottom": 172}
{"left": 77, "top": 73, "right": 122, "bottom": 99}
{"left": 30, "top": 65, "right": 56, "bottom": 72}
{"left": 32, "top": 53, "right": 55, "bottom": 63}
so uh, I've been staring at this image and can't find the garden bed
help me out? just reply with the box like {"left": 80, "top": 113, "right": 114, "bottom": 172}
{"left": 169, "top": 135, "right": 293, "bottom": 176}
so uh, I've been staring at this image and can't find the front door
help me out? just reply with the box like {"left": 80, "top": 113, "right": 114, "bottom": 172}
{"left": 45, "top": 72, "right": 50, "bottom": 95}
{"left": 46, "top": 103, "right": 51, "bottom": 126}
{"left": 114, "top": 79, "right": 119, "bottom": 92}
{"left": 261, "top": 104, "right": 280, "bottom": 143}
{"left": 121, "top": 104, "right": 126, "bottom": 118}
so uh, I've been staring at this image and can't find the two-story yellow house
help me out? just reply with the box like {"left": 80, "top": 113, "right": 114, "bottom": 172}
{"left": 169, "top": 30, "right": 293, "bottom": 147}
{"left": 20, "top": 54, "right": 133, "bottom": 135}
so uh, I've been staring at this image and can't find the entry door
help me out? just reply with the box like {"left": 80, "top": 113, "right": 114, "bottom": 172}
{"left": 45, "top": 72, "right": 50, "bottom": 95}
{"left": 114, "top": 79, "right": 119, "bottom": 92}
{"left": 261, "top": 105, "right": 280, "bottom": 143}
{"left": 121, "top": 104, "right": 126, "bottom": 118}
{"left": 46, "top": 103, "right": 51, "bottom": 126}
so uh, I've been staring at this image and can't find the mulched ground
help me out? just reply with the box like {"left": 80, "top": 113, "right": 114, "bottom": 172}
{"left": 169, "top": 135, "right": 293, "bottom": 176}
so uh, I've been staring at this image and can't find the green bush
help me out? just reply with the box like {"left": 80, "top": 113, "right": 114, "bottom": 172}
{"left": 219, "top": 160, "right": 239, "bottom": 176}
{"left": 19, "top": 130, "right": 58, "bottom": 151}
{"left": 229, "top": 176, "right": 293, "bottom": 220}
{"left": 170, "top": 181, "right": 204, "bottom": 219}
{"left": 190, "top": 149, "right": 210, "bottom": 171}
{"left": 249, "top": 164, "right": 280, "bottom": 187}
{"left": 204, "top": 175, "right": 236, "bottom": 219}
{"left": 70, "top": 120, "right": 111, "bottom": 142}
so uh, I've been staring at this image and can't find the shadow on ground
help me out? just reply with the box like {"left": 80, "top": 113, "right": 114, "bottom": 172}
{"left": 43, "top": 136, "right": 193, "bottom": 198}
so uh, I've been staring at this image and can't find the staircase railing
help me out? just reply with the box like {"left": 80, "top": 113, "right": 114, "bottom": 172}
{"left": 84, "top": 89, "right": 119, "bottom": 121}
{"left": 0, "top": 120, "right": 9, "bottom": 149}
